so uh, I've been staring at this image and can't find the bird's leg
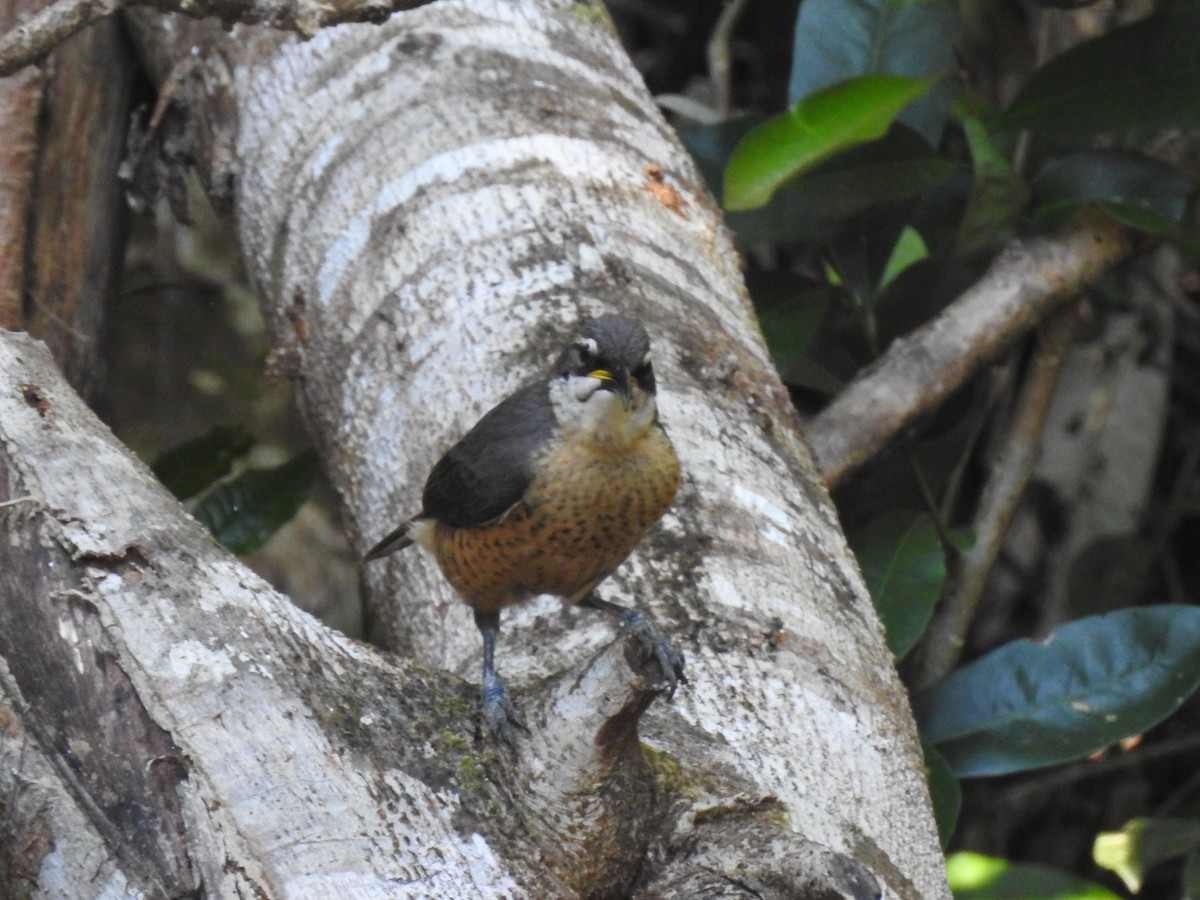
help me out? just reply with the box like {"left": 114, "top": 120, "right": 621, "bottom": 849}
{"left": 578, "top": 593, "right": 686, "bottom": 697}
{"left": 474, "top": 609, "right": 527, "bottom": 740}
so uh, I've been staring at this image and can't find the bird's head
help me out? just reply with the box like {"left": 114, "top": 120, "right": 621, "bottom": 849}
{"left": 550, "top": 314, "right": 660, "bottom": 445}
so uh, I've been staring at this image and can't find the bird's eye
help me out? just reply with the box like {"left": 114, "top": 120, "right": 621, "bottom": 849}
{"left": 571, "top": 338, "right": 600, "bottom": 374}
{"left": 573, "top": 338, "right": 598, "bottom": 363}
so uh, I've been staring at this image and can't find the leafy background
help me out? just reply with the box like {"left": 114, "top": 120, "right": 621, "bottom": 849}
{"left": 110, "top": 0, "right": 1200, "bottom": 896}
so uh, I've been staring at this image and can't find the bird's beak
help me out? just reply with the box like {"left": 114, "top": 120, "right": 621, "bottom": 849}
{"left": 614, "top": 367, "right": 633, "bottom": 409}
{"left": 589, "top": 367, "right": 633, "bottom": 409}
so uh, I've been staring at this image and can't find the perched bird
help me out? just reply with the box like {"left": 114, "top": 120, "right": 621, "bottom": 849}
{"left": 365, "top": 313, "right": 684, "bottom": 738}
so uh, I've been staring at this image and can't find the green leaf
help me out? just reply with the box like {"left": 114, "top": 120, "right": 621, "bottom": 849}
{"left": 728, "top": 130, "right": 959, "bottom": 245}
{"left": 852, "top": 511, "right": 948, "bottom": 660}
{"left": 922, "top": 738, "right": 961, "bottom": 848}
{"left": 755, "top": 284, "right": 846, "bottom": 397}
{"left": 684, "top": 120, "right": 958, "bottom": 244}
{"left": 194, "top": 450, "right": 320, "bottom": 555}
{"left": 758, "top": 280, "right": 833, "bottom": 368}
{"left": 914, "top": 606, "right": 1200, "bottom": 777}
{"left": 879, "top": 225, "right": 929, "bottom": 291}
{"left": 724, "top": 75, "right": 940, "bottom": 212}
{"left": 789, "top": 0, "right": 960, "bottom": 144}
{"left": 152, "top": 425, "right": 256, "bottom": 501}
{"left": 873, "top": 252, "right": 977, "bottom": 348}
{"left": 1094, "top": 817, "right": 1200, "bottom": 892}
{"left": 1031, "top": 149, "right": 1193, "bottom": 237}
{"left": 947, "top": 852, "right": 1122, "bottom": 900}
{"left": 955, "top": 116, "right": 1029, "bottom": 259}
{"left": 1000, "top": 3, "right": 1200, "bottom": 134}
{"left": 680, "top": 116, "right": 760, "bottom": 195}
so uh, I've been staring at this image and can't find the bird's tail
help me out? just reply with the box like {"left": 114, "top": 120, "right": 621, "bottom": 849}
{"left": 363, "top": 522, "right": 414, "bottom": 561}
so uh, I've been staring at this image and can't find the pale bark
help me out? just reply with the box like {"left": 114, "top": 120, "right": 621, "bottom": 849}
{"left": 3, "top": 0, "right": 948, "bottom": 896}
{"left": 1, "top": 331, "right": 895, "bottom": 897}
{"left": 0, "top": 332, "right": 558, "bottom": 898}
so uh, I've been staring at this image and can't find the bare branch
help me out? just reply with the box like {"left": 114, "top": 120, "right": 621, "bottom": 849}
{"left": 910, "top": 301, "right": 1081, "bottom": 689}
{"left": 808, "top": 211, "right": 1133, "bottom": 487}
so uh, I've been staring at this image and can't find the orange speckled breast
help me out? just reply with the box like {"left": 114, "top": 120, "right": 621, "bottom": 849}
{"left": 432, "top": 424, "right": 679, "bottom": 614}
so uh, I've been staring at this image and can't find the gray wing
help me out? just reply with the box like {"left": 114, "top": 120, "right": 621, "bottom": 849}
{"left": 421, "top": 378, "right": 556, "bottom": 528}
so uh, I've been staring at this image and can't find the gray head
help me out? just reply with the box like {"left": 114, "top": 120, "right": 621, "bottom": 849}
{"left": 549, "top": 314, "right": 660, "bottom": 443}
{"left": 553, "top": 314, "right": 656, "bottom": 402}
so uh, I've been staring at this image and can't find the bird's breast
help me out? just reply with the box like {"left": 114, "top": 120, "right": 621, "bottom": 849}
{"left": 430, "top": 424, "right": 679, "bottom": 612}
{"left": 526, "top": 422, "right": 680, "bottom": 522}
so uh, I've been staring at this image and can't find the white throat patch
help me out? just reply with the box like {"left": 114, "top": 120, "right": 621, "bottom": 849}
{"left": 549, "top": 375, "right": 657, "bottom": 446}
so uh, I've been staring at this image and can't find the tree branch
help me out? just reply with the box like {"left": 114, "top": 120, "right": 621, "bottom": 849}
{"left": 910, "top": 301, "right": 1081, "bottom": 689}
{"left": 112, "top": 0, "right": 950, "bottom": 892}
{"left": 0, "top": 0, "right": 437, "bottom": 77}
{"left": 0, "top": 329, "right": 880, "bottom": 900}
{"left": 809, "top": 212, "right": 1133, "bottom": 487}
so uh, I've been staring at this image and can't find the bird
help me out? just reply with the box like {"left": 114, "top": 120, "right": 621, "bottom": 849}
{"left": 364, "top": 313, "right": 685, "bottom": 739}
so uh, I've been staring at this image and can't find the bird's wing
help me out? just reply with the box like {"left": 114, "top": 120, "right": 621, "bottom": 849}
{"left": 421, "top": 378, "right": 557, "bottom": 528}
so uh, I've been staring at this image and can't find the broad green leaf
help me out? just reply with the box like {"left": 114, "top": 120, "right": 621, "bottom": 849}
{"left": 152, "top": 425, "right": 255, "bottom": 501}
{"left": 922, "top": 738, "right": 960, "bottom": 848}
{"left": 947, "top": 852, "right": 1122, "bottom": 900}
{"left": 914, "top": 606, "right": 1200, "bottom": 777}
{"left": 728, "top": 141, "right": 958, "bottom": 245}
{"left": 680, "top": 116, "right": 760, "bottom": 194}
{"left": 194, "top": 450, "right": 320, "bottom": 555}
{"left": 756, "top": 282, "right": 841, "bottom": 395}
{"left": 750, "top": 275, "right": 859, "bottom": 396}
{"left": 684, "top": 120, "right": 958, "bottom": 244}
{"left": 956, "top": 116, "right": 1029, "bottom": 259}
{"left": 1031, "top": 149, "right": 1192, "bottom": 237}
{"left": 790, "top": 0, "right": 959, "bottom": 144}
{"left": 1000, "top": 3, "right": 1200, "bottom": 134}
{"left": 852, "top": 510, "right": 967, "bottom": 660}
{"left": 1094, "top": 817, "right": 1200, "bottom": 892}
{"left": 724, "top": 75, "right": 940, "bottom": 212}
{"left": 879, "top": 225, "right": 929, "bottom": 291}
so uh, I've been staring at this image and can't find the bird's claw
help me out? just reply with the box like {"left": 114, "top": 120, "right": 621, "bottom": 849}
{"left": 481, "top": 671, "right": 527, "bottom": 742}
{"left": 623, "top": 611, "right": 687, "bottom": 698}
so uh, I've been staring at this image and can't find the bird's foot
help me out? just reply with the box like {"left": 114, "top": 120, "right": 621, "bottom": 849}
{"left": 480, "top": 671, "right": 528, "bottom": 742}
{"left": 620, "top": 610, "right": 687, "bottom": 698}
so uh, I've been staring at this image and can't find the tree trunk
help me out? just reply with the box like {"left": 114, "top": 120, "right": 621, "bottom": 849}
{"left": 2, "top": 0, "right": 949, "bottom": 896}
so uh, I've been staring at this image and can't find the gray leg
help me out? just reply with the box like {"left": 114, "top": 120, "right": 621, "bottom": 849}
{"left": 578, "top": 594, "right": 686, "bottom": 697}
{"left": 474, "top": 610, "right": 527, "bottom": 740}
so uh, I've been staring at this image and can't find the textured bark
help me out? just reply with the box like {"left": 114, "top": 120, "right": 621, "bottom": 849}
{"left": 0, "top": 0, "right": 47, "bottom": 329}
{"left": 23, "top": 15, "right": 134, "bottom": 398}
{"left": 0, "top": 6, "right": 132, "bottom": 393}
{"left": 2, "top": 331, "right": 887, "bottom": 898}
{"left": 0, "top": 0, "right": 440, "bottom": 77}
{"left": 4, "top": 0, "right": 948, "bottom": 896}
{"left": 0, "top": 333, "right": 547, "bottom": 897}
